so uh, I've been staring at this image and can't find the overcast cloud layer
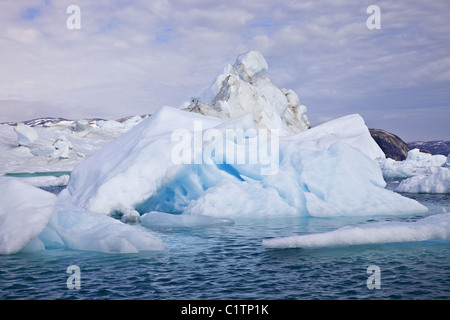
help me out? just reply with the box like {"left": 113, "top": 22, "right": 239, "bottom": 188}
{"left": 0, "top": 0, "right": 449, "bottom": 141}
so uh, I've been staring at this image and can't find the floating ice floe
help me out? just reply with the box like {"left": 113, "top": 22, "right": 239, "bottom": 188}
{"left": 60, "top": 105, "right": 426, "bottom": 219}
{"left": 0, "top": 178, "right": 56, "bottom": 254}
{"left": 44, "top": 204, "right": 165, "bottom": 253}
{"left": 379, "top": 148, "right": 447, "bottom": 179}
{"left": 262, "top": 213, "right": 450, "bottom": 249}
{"left": 141, "top": 211, "right": 234, "bottom": 229}
{"left": 95, "top": 115, "right": 147, "bottom": 136}
{"left": 396, "top": 169, "right": 450, "bottom": 194}
{"left": 14, "top": 123, "right": 38, "bottom": 147}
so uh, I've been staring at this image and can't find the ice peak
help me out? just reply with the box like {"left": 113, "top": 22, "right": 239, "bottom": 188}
{"left": 233, "top": 50, "right": 268, "bottom": 80}
{"left": 184, "top": 50, "right": 309, "bottom": 136}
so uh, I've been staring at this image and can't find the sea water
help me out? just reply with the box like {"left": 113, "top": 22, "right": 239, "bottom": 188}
{"left": 0, "top": 183, "right": 449, "bottom": 300}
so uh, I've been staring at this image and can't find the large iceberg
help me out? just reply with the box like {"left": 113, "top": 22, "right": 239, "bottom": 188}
{"left": 379, "top": 148, "right": 447, "bottom": 179}
{"left": 60, "top": 105, "right": 426, "bottom": 219}
{"left": 395, "top": 169, "right": 450, "bottom": 194}
{"left": 379, "top": 148, "right": 449, "bottom": 194}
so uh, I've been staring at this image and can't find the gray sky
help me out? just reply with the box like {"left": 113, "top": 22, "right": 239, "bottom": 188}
{"left": 0, "top": 0, "right": 449, "bottom": 141}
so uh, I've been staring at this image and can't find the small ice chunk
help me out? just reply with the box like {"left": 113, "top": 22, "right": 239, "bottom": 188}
{"left": 187, "top": 51, "right": 308, "bottom": 135}
{"left": 30, "top": 146, "right": 57, "bottom": 157}
{"left": 14, "top": 123, "right": 38, "bottom": 147}
{"left": 73, "top": 120, "right": 91, "bottom": 132}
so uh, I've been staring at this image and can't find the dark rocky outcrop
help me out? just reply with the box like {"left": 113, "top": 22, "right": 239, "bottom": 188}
{"left": 369, "top": 128, "right": 412, "bottom": 161}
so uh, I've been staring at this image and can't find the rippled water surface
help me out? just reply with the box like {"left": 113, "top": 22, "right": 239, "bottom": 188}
{"left": 1, "top": 189, "right": 449, "bottom": 300}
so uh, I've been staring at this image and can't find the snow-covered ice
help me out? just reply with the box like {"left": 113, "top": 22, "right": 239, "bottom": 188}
{"left": 396, "top": 169, "right": 450, "bottom": 194}
{"left": 184, "top": 138, "right": 424, "bottom": 218}
{"left": 58, "top": 107, "right": 227, "bottom": 217}
{"left": 281, "top": 113, "right": 385, "bottom": 161}
{"left": 14, "top": 123, "right": 38, "bottom": 147}
{"left": 52, "top": 136, "right": 73, "bottom": 158}
{"left": 0, "top": 177, "right": 164, "bottom": 254}
{"left": 0, "top": 116, "right": 146, "bottom": 176}
{"left": 16, "top": 174, "right": 70, "bottom": 188}
{"left": 262, "top": 213, "right": 450, "bottom": 249}
{"left": 61, "top": 106, "right": 426, "bottom": 219}
{"left": 234, "top": 50, "right": 269, "bottom": 79}
{"left": 379, "top": 148, "right": 449, "bottom": 194}
{"left": 380, "top": 148, "right": 447, "bottom": 179}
